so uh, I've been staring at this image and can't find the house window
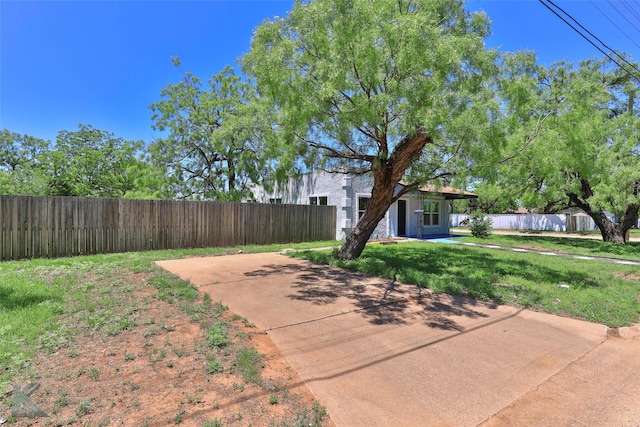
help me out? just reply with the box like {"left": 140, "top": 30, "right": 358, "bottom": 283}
{"left": 423, "top": 200, "right": 440, "bottom": 226}
{"left": 358, "top": 196, "right": 370, "bottom": 220}
{"left": 269, "top": 198, "right": 282, "bottom": 204}
{"left": 309, "top": 196, "right": 328, "bottom": 206}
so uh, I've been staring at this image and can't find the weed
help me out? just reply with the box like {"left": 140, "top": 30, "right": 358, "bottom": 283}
{"left": 88, "top": 367, "right": 99, "bottom": 381}
{"left": 290, "top": 400, "right": 328, "bottom": 427}
{"left": 150, "top": 273, "right": 199, "bottom": 304}
{"left": 172, "top": 408, "right": 186, "bottom": 424}
{"left": 269, "top": 394, "right": 278, "bottom": 405}
{"left": 143, "top": 326, "right": 161, "bottom": 337}
{"left": 206, "top": 355, "right": 224, "bottom": 374}
{"left": 174, "top": 346, "right": 190, "bottom": 358}
{"left": 236, "top": 347, "right": 263, "bottom": 385}
{"left": 51, "top": 390, "right": 69, "bottom": 414}
{"left": 235, "top": 331, "right": 251, "bottom": 340}
{"left": 202, "top": 293, "right": 212, "bottom": 305}
{"left": 76, "top": 398, "right": 93, "bottom": 417}
{"left": 206, "top": 321, "right": 230, "bottom": 349}
{"left": 162, "top": 322, "right": 176, "bottom": 332}
{"left": 211, "top": 301, "right": 228, "bottom": 318}
{"left": 124, "top": 352, "right": 136, "bottom": 361}
{"left": 186, "top": 395, "right": 202, "bottom": 404}
{"left": 203, "top": 419, "right": 223, "bottom": 427}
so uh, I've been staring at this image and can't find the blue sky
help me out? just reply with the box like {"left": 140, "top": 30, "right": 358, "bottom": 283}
{"left": 2, "top": 1, "right": 639, "bottom": 144}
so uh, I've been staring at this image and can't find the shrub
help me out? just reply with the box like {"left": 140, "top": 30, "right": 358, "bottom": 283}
{"left": 469, "top": 211, "right": 493, "bottom": 238}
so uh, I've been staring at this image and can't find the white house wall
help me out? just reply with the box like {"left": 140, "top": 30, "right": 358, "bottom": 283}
{"left": 250, "top": 172, "right": 389, "bottom": 240}
{"left": 397, "top": 196, "right": 449, "bottom": 237}
{"left": 250, "top": 172, "right": 452, "bottom": 240}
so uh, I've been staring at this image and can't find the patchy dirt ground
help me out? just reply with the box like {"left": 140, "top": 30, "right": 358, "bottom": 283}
{"left": 5, "top": 271, "right": 332, "bottom": 426}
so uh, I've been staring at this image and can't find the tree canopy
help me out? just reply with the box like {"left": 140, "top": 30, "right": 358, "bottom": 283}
{"left": 0, "top": 129, "right": 49, "bottom": 195}
{"left": 149, "top": 60, "right": 274, "bottom": 201}
{"left": 487, "top": 54, "right": 639, "bottom": 242}
{"left": 243, "top": 0, "right": 500, "bottom": 259}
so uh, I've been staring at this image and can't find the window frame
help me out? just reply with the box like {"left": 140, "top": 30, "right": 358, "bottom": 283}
{"left": 422, "top": 200, "right": 440, "bottom": 227}
{"left": 309, "top": 195, "right": 329, "bottom": 206}
{"left": 357, "top": 194, "right": 371, "bottom": 221}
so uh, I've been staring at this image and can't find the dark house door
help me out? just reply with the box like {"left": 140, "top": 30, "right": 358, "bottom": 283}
{"left": 397, "top": 200, "right": 407, "bottom": 236}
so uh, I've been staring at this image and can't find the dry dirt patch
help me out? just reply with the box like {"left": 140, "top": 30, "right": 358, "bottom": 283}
{"left": 6, "top": 271, "right": 331, "bottom": 426}
{"left": 613, "top": 272, "right": 640, "bottom": 282}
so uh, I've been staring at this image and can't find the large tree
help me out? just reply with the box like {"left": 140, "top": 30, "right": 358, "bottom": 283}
{"left": 244, "top": 0, "right": 499, "bottom": 259}
{"left": 495, "top": 55, "right": 639, "bottom": 243}
{"left": 0, "top": 129, "right": 49, "bottom": 195}
{"left": 43, "top": 124, "right": 149, "bottom": 198}
{"left": 150, "top": 60, "right": 274, "bottom": 201}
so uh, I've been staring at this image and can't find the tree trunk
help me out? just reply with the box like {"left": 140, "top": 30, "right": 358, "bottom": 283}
{"left": 568, "top": 179, "right": 638, "bottom": 244}
{"left": 337, "top": 178, "right": 396, "bottom": 260}
{"left": 337, "top": 131, "right": 430, "bottom": 260}
{"left": 591, "top": 210, "right": 626, "bottom": 244}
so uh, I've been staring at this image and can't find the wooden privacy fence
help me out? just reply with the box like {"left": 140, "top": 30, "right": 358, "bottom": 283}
{"left": 0, "top": 195, "right": 337, "bottom": 261}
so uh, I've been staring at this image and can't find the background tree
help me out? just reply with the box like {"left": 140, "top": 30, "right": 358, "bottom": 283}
{"left": 495, "top": 55, "right": 639, "bottom": 243}
{"left": 43, "top": 124, "right": 149, "bottom": 198}
{"left": 150, "top": 60, "right": 273, "bottom": 201}
{"left": 0, "top": 129, "right": 49, "bottom": 195}
{"left": 244, "top": 0, "right": 500, "bottom": 259}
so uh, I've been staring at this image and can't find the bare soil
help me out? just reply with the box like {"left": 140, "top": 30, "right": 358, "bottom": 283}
{"left": 6, "top": 272, "right": 332, "bottom": 426}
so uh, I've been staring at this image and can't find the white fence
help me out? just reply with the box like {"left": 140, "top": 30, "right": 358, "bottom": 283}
{"left": 450, "top": 213, "right": 599, "bottom": 232}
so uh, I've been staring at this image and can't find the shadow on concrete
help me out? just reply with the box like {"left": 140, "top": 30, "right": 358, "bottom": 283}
{"left": 244, "top": 261, "right": 492, "bottom": 331}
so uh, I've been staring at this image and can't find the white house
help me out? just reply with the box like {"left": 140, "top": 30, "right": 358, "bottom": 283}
{"left": 250, "top": 171, "right": 477, "bottom": 240}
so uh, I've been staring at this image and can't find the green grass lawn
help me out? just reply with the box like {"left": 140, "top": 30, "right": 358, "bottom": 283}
{"left": 0, "top": 240, "right": 339, "bottom": 395}
{"left": 294, "top": 241, "right": 640, "bottom": 328}
{"left": 457, "top": 233, "right": 640, "bottom": 261}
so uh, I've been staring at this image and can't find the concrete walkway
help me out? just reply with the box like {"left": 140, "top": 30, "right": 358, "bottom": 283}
{"left": 156, "top": 253, "right": 640, "bottom": 426}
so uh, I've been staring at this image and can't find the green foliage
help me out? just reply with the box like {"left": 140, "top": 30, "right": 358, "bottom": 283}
{"left": 0, "top": 125, "right": 172, "bottom": 199}
{"left": 206, "top": 321, "right": 230, "bottom": 349}
{"left": 43, "top": 124, "right": 149, "bottom": 198}
{"left": 244, "top": 0, "right": 500, "bottom": 258}
{"left": 235, "top": 347, "right": 263, "bottom": 384}
{"left": 291, "top": 400, "right": 328, "bottom": 427}
{"left": 149, "top": 273, "right": 199, "bottom": 304}
{"left": 469, "top": 211, "right": 493, "bottom": 238}
{"left": 0, "top": 129, "right": 49, "bottom": 195}
{"left": 491, "top": 54, "right": 640, "bottom": 239}
{"left": 206, "top": 355, "right": 224, "bottom": 374}
{"left": 150, "top": 62, "right": 273, "bottom": 201}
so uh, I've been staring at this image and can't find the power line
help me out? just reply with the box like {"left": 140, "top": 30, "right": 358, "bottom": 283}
{"left": 620, "top": 0, "right": 640, "bottom": 23}
{"left": 629, "top": 0, "right": 640, "bottom": 17}
{"left": 538, "top": 0, "right": 640, "bottom": 85}
{"left": 598, "top": 1, "right": 640, "bottom": 50}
